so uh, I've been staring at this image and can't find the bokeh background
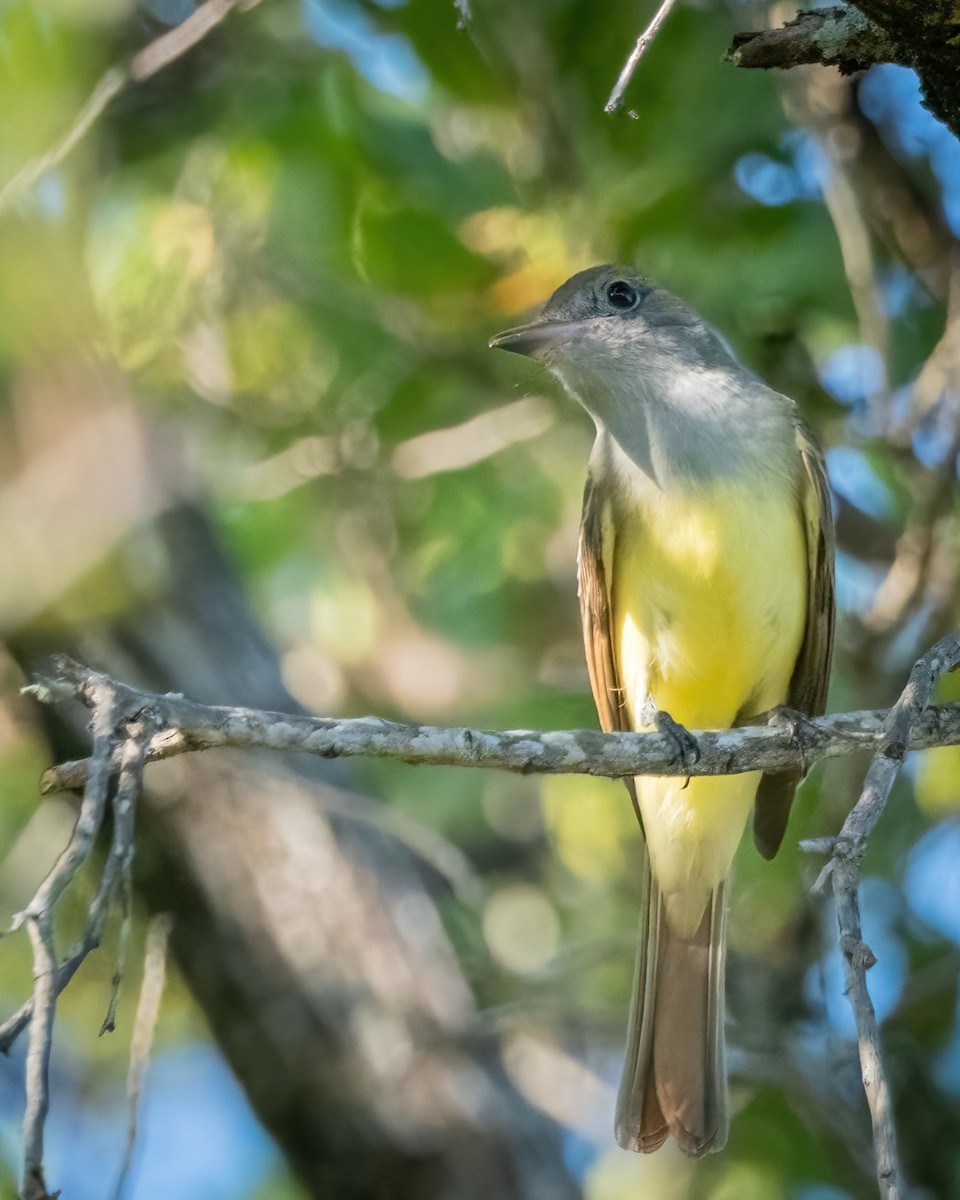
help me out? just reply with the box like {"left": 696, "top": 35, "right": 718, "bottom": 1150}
{"left": 0, "top": 1, "right": 959, "bottom": 1197}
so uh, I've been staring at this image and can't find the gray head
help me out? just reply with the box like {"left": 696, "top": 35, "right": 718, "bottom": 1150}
{"left": 489, "top": 265, "right": 735, "bottom": 381}
{"left": 489, "top": 265, "right": 793, "bottom": 485}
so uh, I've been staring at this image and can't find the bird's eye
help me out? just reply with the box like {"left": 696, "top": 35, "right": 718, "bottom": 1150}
{"left": 605, "top": 280, "right": 639, "bottom": 310}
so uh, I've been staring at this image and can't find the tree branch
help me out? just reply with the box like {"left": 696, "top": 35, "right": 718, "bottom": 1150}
{"left": 12, "top": 637, "right": 960, "bottom": 1192}
{"left": 605, "top": 0, "right": 679, "bottom": 115}
{"left": 728, "top": 8, "right": 896, "bottom": 74}
{"left": 23, "top": 656, "right": 960, "bottom": 796}
{"left": 729, "top": 2, "right": 960, "bottom": 141}
{"left": 20, "top": 917, "right": 56, "bottom": 1200}
{"left": 808, "top": 632, "right": 960, "bottom": 1198}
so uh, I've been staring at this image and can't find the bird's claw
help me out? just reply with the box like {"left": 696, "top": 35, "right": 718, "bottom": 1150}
{"left": 642, "top": 700, "right": 700, "bottom": 769}
{"left": 766, "top": 705, "right": 819, "bottom": 775}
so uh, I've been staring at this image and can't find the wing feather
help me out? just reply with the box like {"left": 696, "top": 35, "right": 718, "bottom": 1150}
{"left": 577, "top": 472, "right": 641, "bottom": 821}
{"left": 578, "top": 474, "right": 629, "bottom": 734}
{"left": 789, "top": 425, "right": 836, "bottom": 716}
{"left": 753, "top": 422, "right": 836, "bottom": 859}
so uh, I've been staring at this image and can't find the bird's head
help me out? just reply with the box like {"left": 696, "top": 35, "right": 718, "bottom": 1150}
{"left": 489, "top": 265, "right": 732, "bottom": 390}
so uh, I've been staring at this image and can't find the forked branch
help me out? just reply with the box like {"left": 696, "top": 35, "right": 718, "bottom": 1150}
{"left": 11, "top": 637, "right": 958, "bottom": 1195}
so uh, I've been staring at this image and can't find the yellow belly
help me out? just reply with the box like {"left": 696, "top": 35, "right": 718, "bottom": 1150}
{"left": 612, "top": 479, "right": 806, "bottom": 934}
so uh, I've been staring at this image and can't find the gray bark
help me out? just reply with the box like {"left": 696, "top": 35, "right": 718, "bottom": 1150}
{"left": 729, "top": 2, "right": 960, "bottom": 140}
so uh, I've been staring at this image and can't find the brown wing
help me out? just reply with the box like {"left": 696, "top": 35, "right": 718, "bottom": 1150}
{"left": 577, "top": 472, "right": 642, "bottom": 822}
{"left": 788, "top": 425, "right": 836, "bottom": 716}
{"left": 753, "top": 423, "right": 836, "bottom": 859}
{"left": 578, "top": 473, "right": 628, "bottom": 733}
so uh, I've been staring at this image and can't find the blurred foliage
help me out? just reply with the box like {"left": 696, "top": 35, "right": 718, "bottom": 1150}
{"left": 1, "top": 0, "right": 960, "bottom": 1197}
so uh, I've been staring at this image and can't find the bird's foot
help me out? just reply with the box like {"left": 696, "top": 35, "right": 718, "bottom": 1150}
{"left": 764, "top": 705, "right": 820, "bottom": 775}
{"left": 640, "top": 699, "right": 700, "bottom": 769}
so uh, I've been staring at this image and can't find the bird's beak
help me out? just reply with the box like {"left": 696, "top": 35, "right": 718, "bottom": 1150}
{"left": 489, "top": 319, "right": 582, "bottom": 358}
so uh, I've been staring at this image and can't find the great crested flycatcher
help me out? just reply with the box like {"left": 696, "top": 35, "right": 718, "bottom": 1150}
{"left": 490, "top": 266, "right": 835, "bottom": 1157}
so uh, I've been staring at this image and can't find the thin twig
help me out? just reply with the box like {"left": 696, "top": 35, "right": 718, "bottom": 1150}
{"left": 0, "top": 70, "right": 126, "bottom": 215}
{"left": 0, "top": 0, "right": 263, "bottom": 217}
{"left": 605, "top": 0, "right": 678, "bottom": 115}
{"left": 13, "top": 690, "right": 121, "bottom": 931}
{"left": 112, "top": 914, "right": 173, "bottom": 1200}
{"left": 9, "top": 688, "right": 160, "bottom": 1193}
{"left": 1, "top": 936, "right": 117, "bottom": 1054}
{"left": 99, "top": 717, "right": 158, "bottom": 1034}
{"left": 101, "top": 876, "right": 133, "bottom": 1038}
{"left": 24, "top": 657, "right": 960, "bottom": 792}
{"left": 15, "top": 686, "right": 122, "bottom": 1196}
{"left": 129, "top": 0, "right": 260, "bottom": 81}
{"left": 453, "top": 0, "right": 471, "bottom": 31}
{"left": 20, "top": 918, "right": 57, "bottom": 1200}
{"left": 814, "top": 632, "right": 960, "bottom": 1198}
{"left": 1, "top": 712, "right": 160, "bottom": 1056}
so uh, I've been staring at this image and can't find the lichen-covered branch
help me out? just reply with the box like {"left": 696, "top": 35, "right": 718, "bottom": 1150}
{"left": 728, "top": 8, "right": 896, "bottom": 74}
{"left": 729, "top": 2, "right": 960, "bottom": 142}
{"left": 25, "top": 656, "right": 960, "bottom": 795}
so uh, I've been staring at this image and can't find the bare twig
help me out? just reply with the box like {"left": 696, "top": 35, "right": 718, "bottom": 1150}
{"left": 20, "top": 918, "right": 57, "bottom": 1200}
{"left": 0, "top": 70, "right": 126, "bottom": 216}
{"left": 14, "top": 688, "right": 121, "bottom": 931}
{"left": 98, "top": 718, "right": 160, "bottom": 1035}
{"left": 453, "top": 0, "right": 471, "bottom": 31}
{"left": 9, "top": 680, "right": 159, "bottom": 1194}
{"left": 605, "top": 0, "right": 678, "bottom": 115}
{"left": 819, "top": 150, "right": 889, "bottom": 410}
{"left": 810, "top": 633, "right": 960, "bottom": 1198}
{"left": 24, "top": 657, "right": 960, "bottom": 793}
{"left": 1, "top": 938, "right": 112, "bottom": 1054}
{"left": 1, "top": 950, "right": 94, "bottom": 1054}
{"left": 0, "top": 0, "right": 263, "bottom": 217}
{"left": 101, "top": 876, "right": 133, "bottom": 1037}
{"left": 777, "top": 67, "right": 891, "bottom": 414}
{"left": 129, "top": 0, "right": 261, "bottom": 81}
{"left": 17, "top": 686, "right": 121, "bottom": 1199}
{"left": 112, "top": 914, "right": 173, "bottom": 1200}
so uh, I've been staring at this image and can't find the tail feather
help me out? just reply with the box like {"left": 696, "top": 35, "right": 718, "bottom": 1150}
{"left": 754, "top": 768, "right": 800, "bottom": 860}
{"left": 615, "top": 850, "right": 728, "bottom": 1157}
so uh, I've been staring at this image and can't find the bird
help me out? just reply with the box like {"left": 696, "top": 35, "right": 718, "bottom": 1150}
{"left": 490, "top": 266, "right": 834, "bottom": 1156}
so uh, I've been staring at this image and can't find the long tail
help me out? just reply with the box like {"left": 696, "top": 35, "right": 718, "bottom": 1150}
{"left": 614, "top": 849, "right": 728, "bottom": 1157}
